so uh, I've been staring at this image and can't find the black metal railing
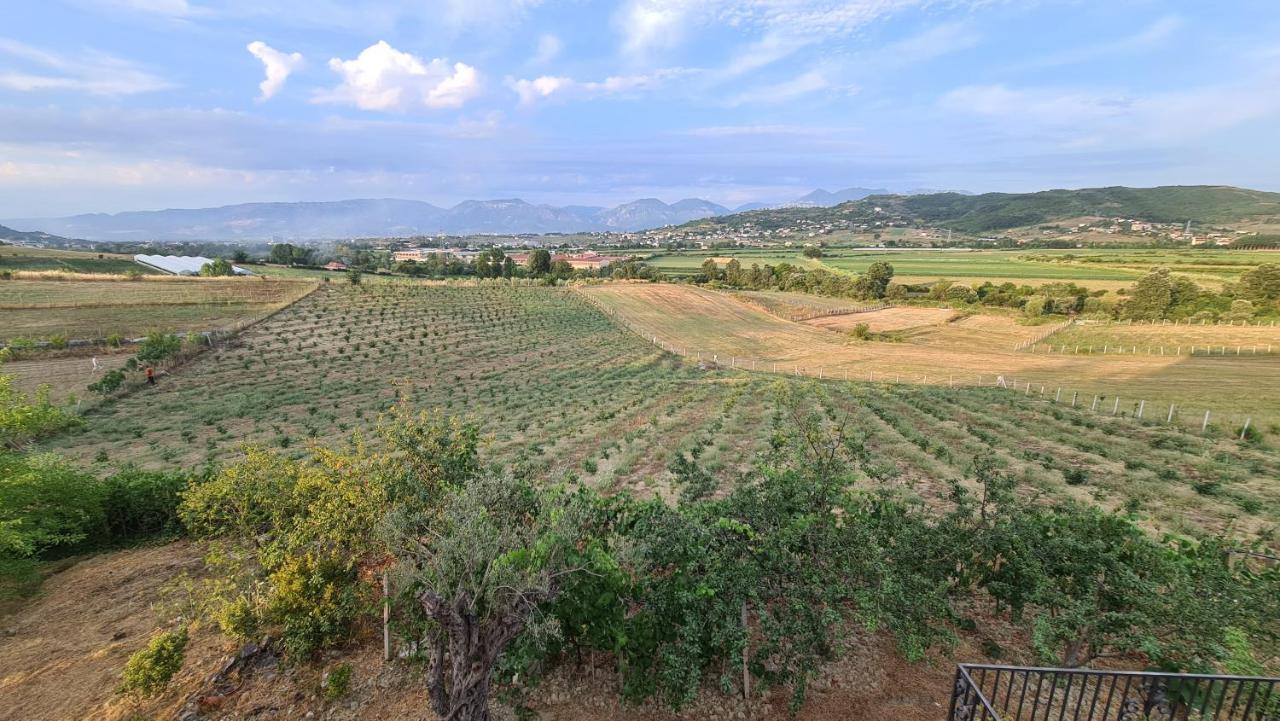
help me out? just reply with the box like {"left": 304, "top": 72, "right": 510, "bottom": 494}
{"left": 949, "top": 664, "right": 1279, "bottom": 721}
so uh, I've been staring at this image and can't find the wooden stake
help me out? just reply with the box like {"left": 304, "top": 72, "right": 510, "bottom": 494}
{"left": 383, "top": 571, "right": 391, "bottom": 663}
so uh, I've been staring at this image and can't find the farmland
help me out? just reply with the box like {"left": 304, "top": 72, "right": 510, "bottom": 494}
{"left": 584, "top": 283, "right": 1280, "bottom": 429}
{"left": 0, "top": 245, "right": 159, "bottom": 275}
{"left": 0, "top": 277, "right": 317, "bottom": 343}
{"left": 28, "top": 281, "right": 1278, "bottom": 543}
{"left": 9, "top": 278, "right": 1280, "bottom": 721}
{"left": 645, "top": 247, "right": 1280, "bottom": 290}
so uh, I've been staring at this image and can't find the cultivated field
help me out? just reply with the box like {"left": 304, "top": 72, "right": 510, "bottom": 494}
{"left": 0, "top": 246, "right": 159, "bottom": 275}
{"left": 0, "top": 277, "right": 317, "bottom": 342}
{"left": 583, "top": 283, "right": 1280, "bottom": 430}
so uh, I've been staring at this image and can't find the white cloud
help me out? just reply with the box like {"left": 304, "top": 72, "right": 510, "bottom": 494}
{"left": 315, "top": 41, "right": 481, "bottom": 112}
{"left": 532, "top": 34, "right": 563, "bottom": 65}
{"left": 615, "top": 0, "right": 951, "bottom": 57}
{"left": 508, "top": 68, "right": 691, "bottom": 106}
{"left": 726, "top": 69, "right": 849, "bottom": 106}
{"left": 0, "top": 38, "right": 172, "bottom": 96}
{"left": 246, "top": 41, "right": 305, "bottom": 101}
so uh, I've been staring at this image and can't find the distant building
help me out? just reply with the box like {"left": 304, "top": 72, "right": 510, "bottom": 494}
{"left": 134, "top": 254, "right": 251, "bottom": 276}
{"left": 323, "top": 261, "right": 348, "bottom": 271}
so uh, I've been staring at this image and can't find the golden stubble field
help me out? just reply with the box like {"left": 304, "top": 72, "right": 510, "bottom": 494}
{"left": 582, "top": 283, "right": 1280, "bottom": 428}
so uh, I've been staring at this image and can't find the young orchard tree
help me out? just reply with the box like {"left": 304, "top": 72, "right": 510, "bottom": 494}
{"left": 387, "top": 474, "right": 588, "bottom": 721}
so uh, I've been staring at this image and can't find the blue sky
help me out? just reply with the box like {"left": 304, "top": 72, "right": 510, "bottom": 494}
{"left": 2, "top": 0, "right": 1279, "bottom": 217}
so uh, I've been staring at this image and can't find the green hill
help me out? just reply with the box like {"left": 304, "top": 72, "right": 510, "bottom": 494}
{"left": 892, "top": 185, "right": 1280, "bottom": 233}
{"left": 0, "top": 224, "right": 75, "bottom": 244}
{"left": 682, "top": 185, "right": 1280, "bottom": 236}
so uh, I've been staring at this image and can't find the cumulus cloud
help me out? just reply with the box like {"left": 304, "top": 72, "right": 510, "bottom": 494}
{"left": 246, "top": 41, "right": 304, "bottom": 101}
{"left": 508, "top": 68, "right": 691, "bottom": 105}
{"left": 0, "top": 38, "right": 172, "bottom": 96}
{"left": 315, "top": 41, "right": 481, "bottom": 111}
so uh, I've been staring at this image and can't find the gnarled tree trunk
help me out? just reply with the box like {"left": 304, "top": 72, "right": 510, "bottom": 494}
{"left": 419, "top": 588, "right": 551, "bottom": 721}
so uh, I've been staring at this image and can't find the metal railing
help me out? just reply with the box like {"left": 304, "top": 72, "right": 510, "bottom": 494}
{"left": 949, "top": 664, "right": 1279, "bottom": 721}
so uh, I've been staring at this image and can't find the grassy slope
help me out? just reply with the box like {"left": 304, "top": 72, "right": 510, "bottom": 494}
{"left": 0, "top": 245, "right": 160, "bottom": 275}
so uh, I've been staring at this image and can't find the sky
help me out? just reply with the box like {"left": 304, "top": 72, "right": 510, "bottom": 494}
{"left": 2, "top": 0, "right": 1279, "bottom": 217}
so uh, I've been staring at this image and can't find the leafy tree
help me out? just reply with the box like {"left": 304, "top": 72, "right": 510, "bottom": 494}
{"left": 347, "top": 269, "right": 362, "bottom": 285}
{"left": 231, "top": 248, "right": 249, "bottom": 263}
{"left": 700, "top": 258, "right": 721, "bottom": 283}
{"left": 527, "top": 249, "right": 552, "bottom": 277}
{"left": 1124, "top": 267, "right": 1174, "bottom": 320}
{"left": 198, "top": 257, "right": 234, "bottom": 276}
{"left": 802, "top": 246, "right": 824, "bottom": 258}
{"left": 1239, "top": 263, "right": 1280, "bottom": 303}
{"left": 389, "top": 474, "right": 590, "bottom": 721}
{"left": 502, "top": 256, "right": 517, "bottom": 279}
{"left": 269, "top": 243, "right": 314, "bottom": 266}
{"left": 856, "top": 261, "right": 894, "bottom": 299}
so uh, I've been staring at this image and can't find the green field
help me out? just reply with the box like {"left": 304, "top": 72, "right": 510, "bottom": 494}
{"left": 0, "top": 246, "right": 160, "bottom": 275}
{"left": 645, "top": 247, "right": 1280, "bottom": 289}
{"left": 36, "top": 282, "right": 1280, "bottom": 543}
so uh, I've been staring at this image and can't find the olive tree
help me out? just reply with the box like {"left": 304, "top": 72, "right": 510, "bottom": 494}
{"left": 387, "top": 474, "right": 588, "bottom": 721}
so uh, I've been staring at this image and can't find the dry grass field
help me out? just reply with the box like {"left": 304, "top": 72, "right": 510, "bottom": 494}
{"left": 0, "top": 277, "right": 317, "bottom": 342}
{"left": 583, "top": 284, "right": 1280, "bottom": 430}
{"left": 806, "top": 306, "right": 958, "bottom": 332}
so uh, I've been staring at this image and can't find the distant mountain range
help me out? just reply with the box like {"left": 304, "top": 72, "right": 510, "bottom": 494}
{"left": 0, "top": 187, "right": 961, "bottom": 242}
{"left": 11, "top": 185, "right": 1266, "bottom": 242}
{"left": 1, "top": 197, "right": 739, "bottom": 242}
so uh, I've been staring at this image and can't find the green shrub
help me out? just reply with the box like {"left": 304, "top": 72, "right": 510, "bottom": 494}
{"left": 88, "top": 369, "right": 127, "bottom": 396}
{"left": 0, "top": 451, "right": 103, "bottom": 557}
{"left": 101, "top": 468, "right": 188, "bottom": 541}
{"left": 118, "top": 628, "right": 187, "bottom": 697}
{"left": 322, "top": 662, "right": 353, "bottom": 701}
{"left": 266, "top": 553, "right": 363, "bottom": 660}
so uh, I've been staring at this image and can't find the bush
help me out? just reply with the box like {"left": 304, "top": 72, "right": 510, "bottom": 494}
{"left": 118, "top": 628, "right": 188, "bottom": 697}
{"left": 266, "top": 553, "right": 363, "bottom": 660}
{"left": 88, "top": 369, "right": 127, "bottom": 396}
{"left": 135, "top": 332, "right": 182, "bottom": 365}
{"left": 0, "top": 451, "right": 103, "bottom": 557}
{"left": 101, "top": 468, "right": 188, "bottom": 541}
{"left": 323, "top": 662, "right": 353, "bottom": 701}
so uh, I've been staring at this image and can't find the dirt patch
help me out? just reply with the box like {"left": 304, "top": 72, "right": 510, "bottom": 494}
{"left": 806, "top": 307, "right": 956, "bottom": 333}
{"left": 0, "top": 542, "right": 201, "bottom": 721}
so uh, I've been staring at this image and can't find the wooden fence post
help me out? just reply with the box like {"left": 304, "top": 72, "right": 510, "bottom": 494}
{"left": 1202, "top": 410, "right": 1211, "bottom": 433}
{"left": 1240, "top": 418, "right": 1252, "bottom": 441}
{"left": 383, "top": 571, "right": 391, "bottom": 663}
